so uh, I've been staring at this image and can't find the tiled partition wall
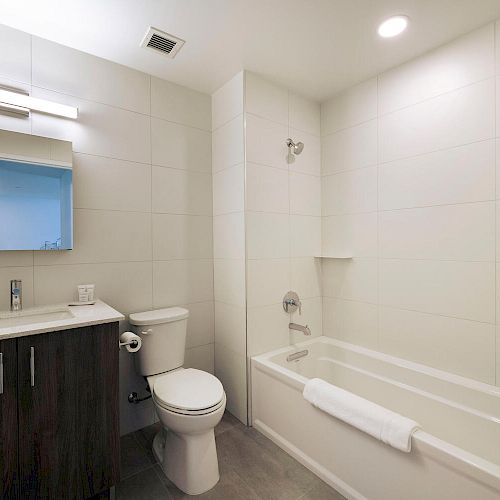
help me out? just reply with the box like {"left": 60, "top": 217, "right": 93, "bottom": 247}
{"left": 212, "top": 71, "right": 322, "bottom": 423}
{"left": 212, "top": 72, "right": 248, "bottom": 423}
{"left": 321, "top": 22, "right": 500, "bottom": 386}
{"left": 0, "top": 25, "right": 214, "bottom": 433}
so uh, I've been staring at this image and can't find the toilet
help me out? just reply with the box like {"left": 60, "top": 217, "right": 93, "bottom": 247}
{"left": 129, "top": 307, "right": 226, "bottom": 495}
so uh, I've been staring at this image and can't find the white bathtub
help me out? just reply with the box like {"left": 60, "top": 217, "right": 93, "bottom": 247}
{"left": 251, "top": 336, "right": 500, "bottom": 500}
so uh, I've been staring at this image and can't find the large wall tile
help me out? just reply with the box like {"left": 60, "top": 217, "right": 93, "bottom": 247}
{"left": 32, "top": 37, "right": 150, "bottom": 114}
{"left": 213, "top": 213, "right": 245, "bottom": 259}
{"left": 323, "top": 297, "right": 378, "bottom": 349}
{"left": 34, "top": 261, "right": 153, "bottom": 314}
{"left": 289, "top": 129, "right": 321, "bottom": 176}
{"left": 184, "top": 301, "right": 215, "bottom": 348}
{"left": 0, "top": 251, "right": 33, "bottom": 268}
{"left": 215, "top": 343, "right": 247, "bottom": 423}
{"left": 246, "top": 213, "right": 290, "bottom": 259}
{"left": 152, "top": 166, "right": 212, "bottom": 215}
{"left": 246, "top": 114, "right": 288, "bottom": 169}
{"left": 212, "top": 164, "right": 244, "bottom": 215}
{"left": 379, "top": 24, "right": 494, "bottom": 114}
{"left": 322, "top": 258, "right": 378, "bottom": 304}
{"left": 213, "top": 259, "right": 246, "bottom": 306}
{"left": 247, "top": 303, "right": 290, "bottom": 356}
{"left": 321, "top": 78, "right": 377, "bottom": 135}
{"left": 289, "top": 92, "right": 321, "bottom": 136}
{"left": 291, "top": 257, "right": 321, "bottom": 299}
{"left": 34, "top": 209, "right": 152, "bottom": 265}
{"left": 31, "top": 88, "right": 151, "bottom": 163}
{"left": 321, "top": 119, "right": 377, "bottom": 175}
{"left": 379, "top": 307, "right": 495, "bottom": 383}
{"left": 73, "top": 154, "right": 151, "bottom": 212}
{"left": 245, "top": 72, "right": 288, "bottom": 125}
{"left": 247, "top": 258, "right": 290, "bottom": 307}
{"left": 290, "top": 173, "right": 321, "bottom": 216}
{"left": 153, "top": 259, "right": 213, "bottom": 307}
{"left": 380, "top": 259, "right": 495, "bottom": 323}
{"left": 379, "top": 140, "right": 495, "bottom": 210}
{"left": 212, "top": 71, "right": 244, "bottom": 130}
{"left": 322, "top": 166, "right": 377, "bottom": 216}
{"left": 380, "top": 202, "right": 495, "bottom": 261}
{"left": 151, "top": 77, "right": 211, "bottom": 130}
{"left": 153, "top": 214, "right": 213, "bottom": 260}
{"left": 214, "top": 301, "right": 246, "bottom": 355}
{"left": 0, "top": 24, "right": 31, "bottom": 83}
{"left": 212, "top": 115, "right": 244, "bottom": 172}
{"left": 185, "top": 343, "right": 214, "bottom": 374}
{"left": 152, "top": 118, "right": 211, "bottom": 172}
{"left": 322, "top": 213, "right": 378, "bottom": 258}
{"left": 246, "top": 163, "right": 289, "bottom": 213}
{"left": 290, "top": 215, "right": 321, "bottom": 257}
{"left": 379, "top": 78, "right": 495, "bottom": 162}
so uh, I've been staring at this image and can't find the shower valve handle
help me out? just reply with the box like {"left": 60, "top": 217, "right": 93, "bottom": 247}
{"left": 283, "top": 291, "right": 302, "bottom": 315}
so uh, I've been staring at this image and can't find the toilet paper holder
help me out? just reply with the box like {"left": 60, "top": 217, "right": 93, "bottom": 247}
{"left": 119, "top": 338, "right": 139, "bottom": 349}
{"left": 118, "top": 331, "right": 142, "bottom": 352}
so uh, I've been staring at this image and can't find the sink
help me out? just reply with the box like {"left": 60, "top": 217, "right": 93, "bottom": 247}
{"left": 0, "top": 306, "right": 75, "bottom": 329}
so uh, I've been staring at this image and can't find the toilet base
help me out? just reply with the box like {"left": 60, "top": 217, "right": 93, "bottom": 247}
{"left": 153, "top": 427, "right": 220, "bottom": 495}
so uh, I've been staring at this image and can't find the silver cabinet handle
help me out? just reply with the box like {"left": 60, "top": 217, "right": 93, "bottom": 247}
{"left": 30, "top": 347, "right": 35, "bottom": 388}
{"left": 0, "top": 353, "right": 3, "bottom": 395}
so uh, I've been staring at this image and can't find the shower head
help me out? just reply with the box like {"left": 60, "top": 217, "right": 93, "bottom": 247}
{"left": 286, "top": 138, "right": 304, "bottom": 163}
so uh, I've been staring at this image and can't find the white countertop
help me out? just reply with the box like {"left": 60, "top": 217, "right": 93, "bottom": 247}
{"left": 0, "top": 300, "right": 124, "bottom": 340}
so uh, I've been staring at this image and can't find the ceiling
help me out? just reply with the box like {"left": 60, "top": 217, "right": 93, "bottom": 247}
{"left": 2, "top": 0, "right": 500, "bottom": 102}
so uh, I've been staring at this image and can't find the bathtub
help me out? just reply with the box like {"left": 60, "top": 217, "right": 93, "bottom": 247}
{"left": 251, "top": 336, "right": 500, "bottom": 500}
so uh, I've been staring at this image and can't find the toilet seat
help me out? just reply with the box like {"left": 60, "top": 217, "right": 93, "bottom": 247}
{"left": 151, "top": 368, "right": 225, "bottom": 415}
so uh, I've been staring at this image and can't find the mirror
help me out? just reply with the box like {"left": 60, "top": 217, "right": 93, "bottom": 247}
{"left": 0, "top": 131, "right": 73, "bottom": 251}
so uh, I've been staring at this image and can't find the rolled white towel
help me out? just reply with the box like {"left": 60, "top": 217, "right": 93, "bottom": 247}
{"left": 303, "top": 378, "right": 420, "bottom": 452}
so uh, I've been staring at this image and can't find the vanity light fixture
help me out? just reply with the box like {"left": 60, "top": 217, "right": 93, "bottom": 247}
{"left": 377, "top": 15, "right": 409, "bottom": 38}
{"left": 0, "top": 88, "right": 78, "bottom": 119}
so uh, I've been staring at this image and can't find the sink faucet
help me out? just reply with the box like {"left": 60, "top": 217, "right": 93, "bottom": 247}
{"left": 10, "top": 280, "right": 22, "bottom": 311}
{"left": 289, "top": 322, "right": 311, "bottom": 336}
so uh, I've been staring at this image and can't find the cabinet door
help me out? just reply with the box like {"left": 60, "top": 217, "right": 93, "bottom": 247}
{"left": 18, "top": 323, "right": 120, "bottom": 499}
{"left": 0, "top": 338, "right": 18, "bottom": 499}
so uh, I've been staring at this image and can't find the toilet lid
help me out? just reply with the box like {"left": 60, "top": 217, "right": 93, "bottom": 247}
{"left": 153, "top": 368, "right": 224, "bottom": 411}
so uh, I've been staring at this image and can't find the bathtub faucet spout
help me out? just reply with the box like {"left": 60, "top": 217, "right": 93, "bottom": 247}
{"left": 289, "top": 323, "right": 311, "bottom": 336}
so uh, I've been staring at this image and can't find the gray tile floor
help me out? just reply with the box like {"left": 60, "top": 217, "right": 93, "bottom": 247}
{"left": 117, "top": 411, "right": 346, "bottom": 500}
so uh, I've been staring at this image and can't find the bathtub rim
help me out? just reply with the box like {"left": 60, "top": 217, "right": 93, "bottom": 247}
{"left": 251, "top": 336, "right": 500, "bottom": 492}
{"left": 252, "top": 336, "right": 500, "bottom": 398}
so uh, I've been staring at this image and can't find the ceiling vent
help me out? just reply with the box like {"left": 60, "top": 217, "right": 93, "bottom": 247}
{"left": 140, "top": 27, "right": 185, "bottom": 58}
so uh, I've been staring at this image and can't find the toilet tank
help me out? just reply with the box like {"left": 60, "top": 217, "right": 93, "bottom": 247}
{"left": 129, "top": 307, "right": 189, "bottom": 376}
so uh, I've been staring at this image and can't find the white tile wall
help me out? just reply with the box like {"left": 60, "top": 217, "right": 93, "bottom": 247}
{"left": 244, "top": 72, "right": 322, "bottom": 361}
{"left": 321, "top": 22, "right": 500, "bottom": 385}
{"left": 32, "top": 37, "right": 151, "bottom": 114}
{"left": 0, "top": 25, "right": 214, "bottom": 434}
{"left": 211, "top": 72, "right": 248, "bottom": 423}
{"left": 0, "top": 25, "right": 31, "bottom": 84}
{"left": 378, "top": 24, "right": 495, "bottom": 114}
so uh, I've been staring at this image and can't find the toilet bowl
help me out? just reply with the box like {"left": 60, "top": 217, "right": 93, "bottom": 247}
{"left": 129, "top": 308, "right": 226, "bottom": 495}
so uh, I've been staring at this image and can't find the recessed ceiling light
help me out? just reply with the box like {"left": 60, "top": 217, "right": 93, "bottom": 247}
{"left": 378, "top": 15, "right": 409, "bottom": 38}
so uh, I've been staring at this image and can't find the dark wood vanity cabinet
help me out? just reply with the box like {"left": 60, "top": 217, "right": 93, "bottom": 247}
{"left": 0, "top": 322, "right": 120, "bottom": 499}
{"left": 0, "top": 337, "right": 18, "bottom": 499}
